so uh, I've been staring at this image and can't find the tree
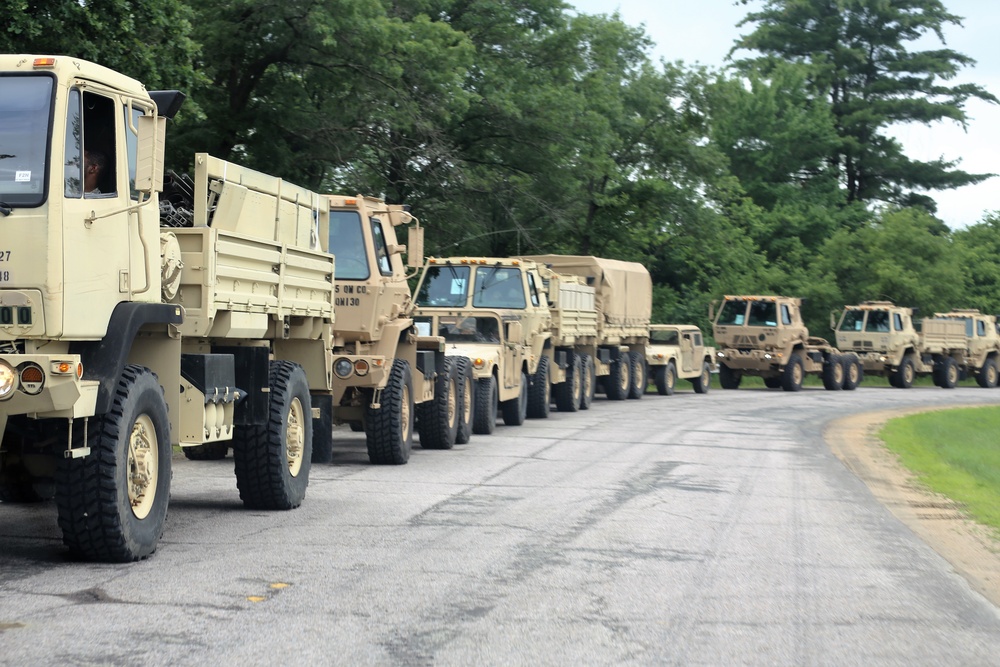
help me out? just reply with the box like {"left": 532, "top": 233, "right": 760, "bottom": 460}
{"left": 733, "top": 0, "right": 998, "bottom": 208}
{"left": 0, "top": 0, "right": 200, "bottom": 91}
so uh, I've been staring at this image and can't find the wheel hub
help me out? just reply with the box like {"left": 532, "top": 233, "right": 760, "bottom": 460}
{"left": 128, "top": 414, "right": 158, "bottom": 520}
{"left": 286, "top": 397, "right": 304, "bottom": 477}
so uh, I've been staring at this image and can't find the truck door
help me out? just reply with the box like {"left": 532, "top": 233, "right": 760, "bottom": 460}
{"left": 681, "top": 332, "right": 695, "bottom": 373}
{"left": 62, "top": 88, "right": 135, "bottom": 336}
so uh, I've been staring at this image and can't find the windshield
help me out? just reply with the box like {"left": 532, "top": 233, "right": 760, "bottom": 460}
{"left": 865, "top": 310, "right": 891, "bottom": 332}
{"left": 473, "top": 267, "right": 525, "bottom": 308}
{"left": 650, "top": 329, "right": 679, "bottom": 344}
{"left": 747, "top": 302, "right": 777, "bottom": 327}
{"left": 415, "top": 265, "right": 470, "bottom": 307}
{"left": 329, "top": 211, "right": 370, "bottom": 280}
{"left": 716, "top": 300, "right": 747, "bottom": 326}
{"left": 437, "top": 316, "right": 501, "bottom": 343}
{"left": 838, "top": 309, "right": 864, "bottom": 332}
{"left": 0, "top": 75, "right": 54, "bottom": 207}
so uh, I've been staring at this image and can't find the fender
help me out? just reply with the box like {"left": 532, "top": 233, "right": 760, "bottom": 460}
{"left": 69, "top": 303, "right": 183, "bottom": 414}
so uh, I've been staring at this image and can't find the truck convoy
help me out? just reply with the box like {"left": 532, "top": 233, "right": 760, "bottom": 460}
{"left": 712, "top": 295, "right": 861, "bottom": 391}
{"left": 0, "top": 55, "right": 338, "bottom": 561}
{"left": 645, "top": 325, "right": 715, "bottom": 395}
{"left": 832, "top": 302, "right": 1000, "bottom": 388}
{"left": 412, "top": 255, "right": 652, "bottom": 433}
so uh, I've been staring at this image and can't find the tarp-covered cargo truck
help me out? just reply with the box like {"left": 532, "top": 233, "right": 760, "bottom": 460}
{"left": 524, "top": 255, "right": 653, "bottom": 402}
{"left": 713, "top": 295, "right": 860, "bottom": 392}
{"left": 0, "top": 55, "right": 335, "bottom": 562}
{"left": 833, "top": 302, "right": 998, "bottom": 388}
{"left": 317, "top": 195, "right": 471, "bottom": 465}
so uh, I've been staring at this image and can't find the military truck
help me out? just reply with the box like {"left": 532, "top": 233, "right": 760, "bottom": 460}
{"left": 316, "top": 195, "right": 472, "bottom": 465}
{"left": 524, "top": 255, "right": 652, "bottom": 404}
{"left": 932, "top": 309, "right": 1000, "bottom": 388}
{"left": 645, "top": 325, "right": 715, "bottom": 395}
{"left": 712, "top": 295, "right": 860, "bottom": 391}
{"left": 0, "top": 55, "right": 337, "bottom": 562}
{"left": 833, "top": 302, "right": 997, "bottom": 388}
{"left": 412, "top": 257, "right": 552, "bottom": 434}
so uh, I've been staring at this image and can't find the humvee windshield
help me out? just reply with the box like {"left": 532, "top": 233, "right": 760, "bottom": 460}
{"left": 330, "top": 211, "right": 370, "bottom": 280}
{"left": 416, "top": 265, "right": 470, "bottom": 307}
{"left": 437, "top": 316, "right": 501, "bottom": 343}
{"left": 716, "top": 300, "right": 748, "bottom": 325}
{"left": 0, "top": 75, "right": 54, "bottom": 207}
{"left": 473, "top": 267, "right": 525, "bottom": 308}
{"left": 650, "top": 329, "right": 679, "bottom": 344}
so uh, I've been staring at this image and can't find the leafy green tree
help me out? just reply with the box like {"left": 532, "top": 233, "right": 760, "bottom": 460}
{"left": 734, "top": 0, "right": 998, "bottom": 209}
{"left": 952, "top": 212, "right": 1000, "bottom": 313}
{"left": 0, "top": 0, "right": 200, "bottom": 91}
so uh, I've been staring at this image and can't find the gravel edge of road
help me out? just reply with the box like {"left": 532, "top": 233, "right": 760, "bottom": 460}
{"left": 824, "top": 404, "right": 1000, "bottom": 608}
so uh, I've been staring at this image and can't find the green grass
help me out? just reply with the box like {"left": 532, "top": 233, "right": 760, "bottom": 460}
{"left": 879, "top": 407, "right": 1000, "bottom": 535}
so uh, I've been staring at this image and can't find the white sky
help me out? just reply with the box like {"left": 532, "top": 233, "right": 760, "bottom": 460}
{"left": 571, "top": 0, "right": 1000, "bottom": 228}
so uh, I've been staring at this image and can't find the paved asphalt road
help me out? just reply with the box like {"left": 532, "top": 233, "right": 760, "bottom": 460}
{"left": 3, "top": 384, "right": 1000, "bottom": 666}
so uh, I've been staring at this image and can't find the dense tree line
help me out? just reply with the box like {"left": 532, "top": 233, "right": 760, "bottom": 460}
{"left": 2, "top": 0, "right": 997, "bottom": 335}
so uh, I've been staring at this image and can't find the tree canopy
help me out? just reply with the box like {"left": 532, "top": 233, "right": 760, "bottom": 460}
{"left": 1, "top": 0, "right": 998, "bottom": 336}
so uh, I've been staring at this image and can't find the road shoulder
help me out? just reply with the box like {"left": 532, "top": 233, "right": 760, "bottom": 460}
{"left": 825, "top": 405, "right": 1000, "bottom": 607}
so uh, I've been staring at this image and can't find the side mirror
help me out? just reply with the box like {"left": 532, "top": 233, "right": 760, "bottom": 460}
{"left": 406, "top": 225, "right": 424, "bottom": 269}
{"left": 829, "top": 310, "right": 838, "bottom": 329}
{"left": 708, "top": 300, "right": 716, "bottom": 321}
{"left": 135, "top": 115, "right": 166, "bottom": 193}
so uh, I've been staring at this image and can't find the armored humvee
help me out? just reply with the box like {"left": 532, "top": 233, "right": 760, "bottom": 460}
{"left": 645, "top": 325, "right": 715, "bottom": 395}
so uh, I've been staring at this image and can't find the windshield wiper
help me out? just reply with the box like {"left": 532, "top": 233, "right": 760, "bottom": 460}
{"left": 0, "top": 201, "right": 12, "bottom": 216}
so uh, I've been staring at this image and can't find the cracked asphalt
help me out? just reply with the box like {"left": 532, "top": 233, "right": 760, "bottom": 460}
{"left": 2, "top": 384, "right": 1000, "bottom": 665}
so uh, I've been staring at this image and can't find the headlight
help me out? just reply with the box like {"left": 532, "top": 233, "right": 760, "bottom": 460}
{"left": 334, "top": 358, "right": 354, "bottom": 379}
{"left": 764, "top": 353, "right": 772, "bottom": 360}
{"left": 0, "top": 361, "right": 17, "bottom": 400}
{"left": 354, "top": 359, "right": 370, "bottom": 377}
{"left": 716, "top": 351, "right": 725, "bottom": 358}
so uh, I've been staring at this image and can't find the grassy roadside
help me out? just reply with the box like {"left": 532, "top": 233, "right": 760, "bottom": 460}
{"left": 879, "top": 407, "right": 1000, "bottom": 536}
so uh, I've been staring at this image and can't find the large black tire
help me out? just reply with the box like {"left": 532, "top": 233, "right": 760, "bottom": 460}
{"left": 822, "top": 354, "right": 844, "bottom": 391}
{"left": 579, "top": 354, "right": 595, "bottom": 410}
{"left": 939, "top": 356, "right": 959, "bottom": 389}
{"left": 417, "top": 359, "right": 459, "bottom": 450}
{"left": 554, "top": 353, "right": 581, "bottom": 413}
{"left": 893, "top": 356, "right": 915, "bottom": 389}
{"left": 719, "top": 364, "right": 742, "bottom": 389}
{"left": 781, "top": 355, "right": 804, "bottom": 392}
{"left": 183, "top": 442, "right": 229, "bottom": 460}
{"left": 606, "top": 355, "right": 631, "bottom": 400}
{"left": 627, "top": 351, "right": 645, "bottom": 399}
{"left": 453, "top": 357, "right": 475, "bottom": 443}
{"left": 349, "top": 421, "right": 365, "bottom": 432}
{"left": 364, "top": 359, "right": 414, "bottom": 464}
{"left": 234, "top": 361, "right": 313, "bottom": 508}
{"left": 654, "top": 362, "right": 676, "bottom": 396}
{"left": 763, "top": 376, "right": 782, "bottom": 389}
{"left": 501, "top": 372, "right": 529, "bottom": 426}
{"left": 473, "top": 375, "right": 498, "bottom": 435}
{"left": 55, "top": 365, "right": 171, "bottom": 562}
{"left": 977, "top": 357, "right": 999, "bottom": 389}
{"left": 691, "top": 362, "right": 711, "bottom": 394}
{"left": 527, "top": 355, "right": 552, "bottom": 419}
{"left": 842, "top": 353, "right": 862, "bottom": 390}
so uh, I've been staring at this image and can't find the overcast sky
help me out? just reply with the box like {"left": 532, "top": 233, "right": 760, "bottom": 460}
{"left": 570, "top": 0, "right": 1000, "bottom": 228}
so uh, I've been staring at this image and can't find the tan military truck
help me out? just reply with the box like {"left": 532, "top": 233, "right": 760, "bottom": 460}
{"left": 317, "top": 195, "right": 472, "bottom": 465}
{"left": 832, "top": 302, "right": 979, "bottom": 388}
{"left": 712, "top": 295, "right": 860, "bottom": 391}
{"left": 412, "top": 257, "right": 552, "bottom": 435}
{"left": 525, "top": 255, "right": 652, "bottom": 404}
{"left": 932, "top": 309, "right": 1000, "bottom": 387}
{"left": 645, "top": 325, "right": 715, "bottom": 395}
{"left": 0, "top": 55, "right": 336, "bottom": 562}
